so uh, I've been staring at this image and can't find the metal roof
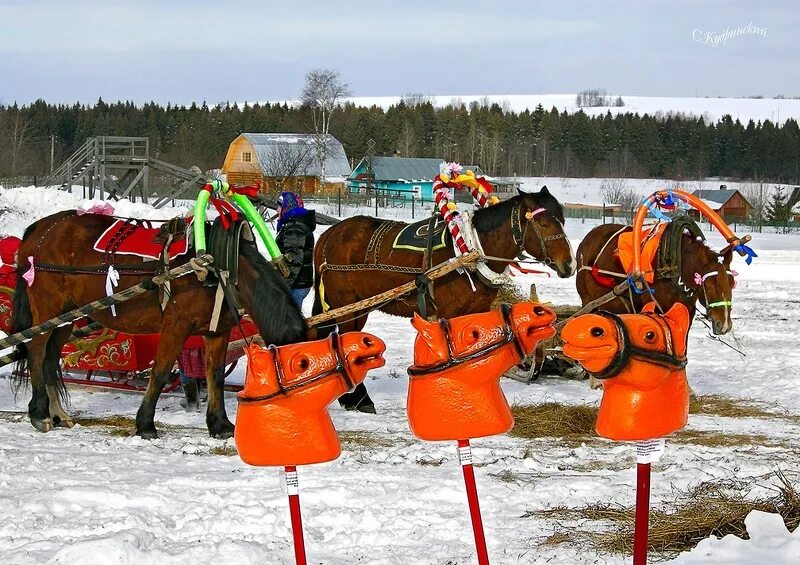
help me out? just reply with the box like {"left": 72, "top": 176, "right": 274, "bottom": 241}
{"left": 691, "top": 189, "right": 741, "bottom": 206}
{"left": 349, "top": 156, "right": 441, "bottom": 182}
{"left": 241, "top": 133, "right": 351, "bottom": 177}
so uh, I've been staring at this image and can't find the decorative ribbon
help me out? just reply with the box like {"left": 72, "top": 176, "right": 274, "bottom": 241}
{"left": 105, "top": 265, "right": 120, "bottom": 316}
{"left": 734, "top": 243, "right": 757, "bottom": 265}
{"left": 23, "top": 256, "right": 35, "bottom": 287}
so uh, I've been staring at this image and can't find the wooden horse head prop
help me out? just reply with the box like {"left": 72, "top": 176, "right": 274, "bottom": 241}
{"left": 235, "top": 332, "right": 386, "bottom": 466}
{"left": 561, "top": 303, "right": 691, "bottom": 441}
{"left": 407, "top": 302, "right": 556, "bottom": 441}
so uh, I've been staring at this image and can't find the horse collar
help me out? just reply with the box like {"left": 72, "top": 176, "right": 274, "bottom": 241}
{"left": 590, "top": 310, "right": 687, "bottom": 380}
{"left": 408, "top": 303, "right": 524, "bottom": 376}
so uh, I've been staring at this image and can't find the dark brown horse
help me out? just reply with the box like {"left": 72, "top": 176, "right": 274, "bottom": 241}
{"left": 576, "top": 218, "right": 736, "bottom": 335}
{"left": 12, "top": 210, "right": 307, "bottom": 438}
{"left": 313, "top": 188, "right": 576, "bottom": 411}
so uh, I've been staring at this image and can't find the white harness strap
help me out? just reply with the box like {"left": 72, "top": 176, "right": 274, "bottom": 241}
{"left": 459, "top": 210, "right": 509, "bottom": 287}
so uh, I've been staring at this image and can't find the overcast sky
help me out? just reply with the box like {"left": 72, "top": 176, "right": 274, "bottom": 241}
{"left": 1, "top": 0, "right": 797, "bottom": 106}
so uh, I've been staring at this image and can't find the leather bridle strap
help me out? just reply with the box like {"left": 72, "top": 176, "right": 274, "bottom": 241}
{"left": 408, "top": 303, "right": 524, "bottom": 377}
{"left": 512, "top": 202, "right": 567, "bottom": 266}
{"left": 237, "top": 331, "right": 352, "bottom": 404}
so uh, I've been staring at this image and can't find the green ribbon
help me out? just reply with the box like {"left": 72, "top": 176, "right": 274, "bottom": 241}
{"left": 706, "top": 301, "right": 732, "bottom": 309}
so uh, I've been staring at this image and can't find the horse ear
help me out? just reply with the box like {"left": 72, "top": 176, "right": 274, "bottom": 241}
{"left": 540, "top": 185, "right": 550, "bottom": 195}
{"left": 516, "top": 187, "right": 524, "bottom": 196}
{"left": 641, "top": 302, "right": 656, "bottom": 313}
{"left": 663, "top": 303, "right": 690, "bottom": 356}
{"left": 411, "top": 313, "right": 429, "bottom": 332}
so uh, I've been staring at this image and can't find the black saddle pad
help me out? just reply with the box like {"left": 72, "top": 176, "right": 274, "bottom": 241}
{"left": 392, "top": 217, "right": 449, "bottom": 253}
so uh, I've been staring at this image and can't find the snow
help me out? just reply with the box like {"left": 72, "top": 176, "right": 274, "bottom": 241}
{"left": 269, "top": 94, "right": 800, "bottom": 126}
{"left": 0, "top": 184, "right": 798, "bottom": 564}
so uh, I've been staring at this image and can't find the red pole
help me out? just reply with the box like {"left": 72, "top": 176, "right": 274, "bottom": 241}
{"left": 284, "top": 465, "right": 307, "bottom": 565}
{"left": 457, "top": 439, "right": 490, "bottom": 565}
{"left": 633, "top": 462, "right": 651, "bottom": 565}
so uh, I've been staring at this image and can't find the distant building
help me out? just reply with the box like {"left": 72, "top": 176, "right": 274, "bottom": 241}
{"left": 691, "top": 187, "right": 752, "bottom": 220}
{"left": 222, "top": 133, "right": 350, "bottom": 195}
{"left": 347, "top": 156, "right": 520, "bottom": 200}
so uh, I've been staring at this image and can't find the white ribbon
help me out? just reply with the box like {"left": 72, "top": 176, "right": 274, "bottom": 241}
{"left": 106, "top": 265, "right": 120, "bottom": 316}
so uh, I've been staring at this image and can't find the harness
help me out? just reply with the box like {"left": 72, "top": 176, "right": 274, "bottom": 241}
{"left": 408, "top": 303, "right": 524, "bottom": 376}
{"left": 511, "top": 202, "right": 567, "bottom": 264}
{"left": 588, "top": 310, "right": 687, "bottom": 380}
{"left": 695, "top": 269, "right": 736, "bottom": 310}
{"left": 236, "top": 332, "right": 353, "bottom": 404}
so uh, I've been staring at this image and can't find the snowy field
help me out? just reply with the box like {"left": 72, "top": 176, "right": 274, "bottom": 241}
{"left": 0, "top": 187, "right": 798, "bottom": 564}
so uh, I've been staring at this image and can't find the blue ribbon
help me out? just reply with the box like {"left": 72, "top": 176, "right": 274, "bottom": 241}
{"left": 735, "top": 243, "right": 757, "bottom": 265}
{"left": 646, "top": 201, "right": 672, "bottom": 223}
{"left": 662, "top": 189, "right": 676, "bottom": 207}
{"left": 627, "top": 274, "right": 655, "bottom": 295}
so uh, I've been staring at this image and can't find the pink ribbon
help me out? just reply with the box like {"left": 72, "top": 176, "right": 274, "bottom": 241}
{"left": 694, "top": 272, "right": 703, "bottom": 285}
{"left": 23, "top": 256, "right": 35, "bottom": 287}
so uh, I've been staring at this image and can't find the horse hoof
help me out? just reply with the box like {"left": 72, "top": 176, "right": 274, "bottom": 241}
{"left": 212, "top": 429, "right": 234, "bottom": 440}
{"left": 137, "top": 429, "right": 159, "bottom": 440}
{"left": 210, "top": 421, "right": 235, "bottom": 440}
{"left": 31, "top": 418, "right": 53, "bottom": 433}
{"left": 52, "top": 416, "right": 75, "bottom": 428}
{"left": 355, "top": 403, "right": 377, "bottom": 414}
{"left": 180, "top": 399, "right": 201, "bottom": 413}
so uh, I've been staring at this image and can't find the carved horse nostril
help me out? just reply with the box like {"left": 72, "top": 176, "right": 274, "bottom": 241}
{"left": 362, "top": 336, "right": 374, "bottom": 347}
{"left": 590, "top": 327, "right": 605, "bottom": 338}
{"left": 534, "top": 305, "right": 546, "bottom": 316}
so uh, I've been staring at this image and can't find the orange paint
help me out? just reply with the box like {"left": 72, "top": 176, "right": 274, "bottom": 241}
{"left": 407, "top": 303, "right": 556, "bottom": 441}
{"left": 561, "top": 303, "right": 691, "bottom": 441}
{"left": 235, "top": 332, "right": 386, "bottom": 466}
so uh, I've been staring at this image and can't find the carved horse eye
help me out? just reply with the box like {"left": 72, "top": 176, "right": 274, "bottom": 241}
{"left": 644, "top": 331, "right": 657, "bottom": 343}
{"left": 292, "top": 355, "right": 310, "bottom": 373}
{"left": 590, "top": 327, "right": 605, "bottom": 338}
{"left": 534, "top": 305, "right": 547, "bottom": 316}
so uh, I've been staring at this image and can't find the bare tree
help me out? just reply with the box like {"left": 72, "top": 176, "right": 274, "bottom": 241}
{"left": 601, "top": 178, "right": 640, "bottom": 223}
{"left": 257, "top": 140, "right": 315, "bottom": 192}
{"left": 397, "top": 119, "right": 417, "bottom": 157}
{"left": 576, "top": 88, "right": 610, "bottom": 108}
{"left": 301, "top": 69, "right": 351, "bottom": 190}
{"left": 8, "top": 112, "right": 31, "bottom": 177}
{"left": 400, "top": 93, "right": 431, "bottom": 107}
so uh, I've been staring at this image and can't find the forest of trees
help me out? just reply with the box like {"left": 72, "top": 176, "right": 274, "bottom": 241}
{"left": 1, "top": 97, "right": 799, "bottom": 185}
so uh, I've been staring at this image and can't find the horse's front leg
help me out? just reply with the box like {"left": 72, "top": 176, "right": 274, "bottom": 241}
{"left": 203, "top": 333, "right": 234, "bottom": 439}
{"left": 136, "top": 325, "right": 190, "bottom": 439}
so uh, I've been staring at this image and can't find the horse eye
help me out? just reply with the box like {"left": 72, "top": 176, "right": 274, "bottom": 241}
{"left": 644, "top": 331, "right": 657, "bottom": 343}
{"left": 471, "top": 329, "right": 480, "bottom": 340}
{"left": 590, "top": 327, "right": 605, "bottom": 338}
{"left": 297, "top": 357, "right": 309, "bottom": 370}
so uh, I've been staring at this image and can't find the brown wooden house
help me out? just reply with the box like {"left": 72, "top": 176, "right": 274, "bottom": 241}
{"left": 691, "top": 188, "right": 752, "bottom": 221}
{"left": 221, "top": 133, "right": 351, "bottom": 195}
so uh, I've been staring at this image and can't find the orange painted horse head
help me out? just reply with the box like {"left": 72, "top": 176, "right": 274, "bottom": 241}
{"left": 235, "top": 331, "right": 386, "bottom": 466}
{"left": 407, "top": 302, "right": 557, "bottom": 441}
{"left": 561, "top": 303, "right": 691, "bottom": 441}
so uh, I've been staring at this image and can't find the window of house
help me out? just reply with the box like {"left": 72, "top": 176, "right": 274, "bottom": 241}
{"left": 242, "top": 152, "right": 252, "bottom": 163}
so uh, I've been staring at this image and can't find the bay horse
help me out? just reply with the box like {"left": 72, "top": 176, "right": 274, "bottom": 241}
{"left": 12, "top": 210, "right": 307, "bottom": 438}
{"left": 576, "top": 218, "right": 736, "bottom": 335}
{"left": 313, "top": 188, "right": 576, "bottom": 411}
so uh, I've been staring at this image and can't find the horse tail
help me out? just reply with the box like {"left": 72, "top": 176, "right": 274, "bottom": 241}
{"left": 11, "top": 263, "right": 31, "bottom": 391}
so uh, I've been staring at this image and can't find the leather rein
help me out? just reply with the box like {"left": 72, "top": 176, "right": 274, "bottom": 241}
{"left": 510, "top": 201, "right": 568, "bottom": 266}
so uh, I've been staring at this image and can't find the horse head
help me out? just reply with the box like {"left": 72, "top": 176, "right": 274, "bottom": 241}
{"left": 561, "top": 303, "right": 691, "bottom": 440}
{"left": 235, "top": 331, "right": 386, "bottom": 466}
{"left": 517, "top": 187, "right": 576, "bottom": 278}
{"left": 687, "top": 241, "right": 736, "bottom": 335}
{"left": 407, "top": 302, "right": 556, "bottom": 440}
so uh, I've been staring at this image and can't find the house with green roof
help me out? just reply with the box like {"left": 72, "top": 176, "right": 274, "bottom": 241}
{"left": 347, "top": 156, "right": 520, "bottom": 201}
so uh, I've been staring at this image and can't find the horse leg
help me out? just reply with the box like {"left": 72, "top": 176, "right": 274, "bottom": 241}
{"left": 136, "top": 326, "right": 190, "bottom": 439}
{"left": 25, "top": 333, "right": 55, "bottom": 432}
{"left": 46, "top": 325, "right": 75, "bottom": 428}
{"left": 335, "top": 314, "right": 377, "bottom": 414}
{"left": 204, "top": 334, "right": 234, "bottom": 439}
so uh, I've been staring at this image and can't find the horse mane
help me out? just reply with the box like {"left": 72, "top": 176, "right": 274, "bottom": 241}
{"left": 238, "top": 242, "right": 308, "bottom": 345}
{"left": 472, "top": 187, "right": 565, "bottom": 234}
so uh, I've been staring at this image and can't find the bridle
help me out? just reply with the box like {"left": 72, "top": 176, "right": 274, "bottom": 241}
{"left": 407, "top": 303, "right": 524, "bottom": 377}
{"left": 589, "top": 310, "right": 687, "bottom": 380}
{"left": 694, "top": 268, "right": 736, "bottom": 311}
{"left": 511, "top": 201, "right": 568, "bottom": 266}
{"left": 237, "top": 332, "right": 354, "bottom": 404}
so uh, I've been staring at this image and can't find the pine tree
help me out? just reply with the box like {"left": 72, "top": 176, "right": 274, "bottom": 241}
{"left": 766, "top": 187, "right": 790, "bottom": 223}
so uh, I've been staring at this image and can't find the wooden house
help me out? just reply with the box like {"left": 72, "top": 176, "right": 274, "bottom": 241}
{"left": 221, "top": 133, "right": 351, "bottom": 195}
{"left": 346, "top": 156, "right": 520, "bottom": 201}
{"left": 691, "top": 188, "right": 752, "bottom": 221}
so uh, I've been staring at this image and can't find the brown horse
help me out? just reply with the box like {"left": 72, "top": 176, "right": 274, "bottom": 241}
{"left": 313, "top": 188, "right": 576, "bottom": 411}
{"left": 576, "top": 218, "right": 736, "bottom": 335}
{"left": 12, "top": 210, "right": 307, "bottom": 438}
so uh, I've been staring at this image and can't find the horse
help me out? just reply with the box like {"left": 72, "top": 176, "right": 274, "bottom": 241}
{"left": 313, "top": 187, "right": 576, "bottom": 411}
{"left": 12, "top": 210, "right": 307, "bottom": 439}
{"left": 575, "top": 217, "right": 736, "bottom": 336}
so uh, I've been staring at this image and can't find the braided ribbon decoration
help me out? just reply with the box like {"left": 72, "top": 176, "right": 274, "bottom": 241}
{"left": 432, "top": 163, "right": 497, "bottom": 255}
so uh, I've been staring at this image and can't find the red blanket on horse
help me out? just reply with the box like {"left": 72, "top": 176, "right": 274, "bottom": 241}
{"left": 93, "top": 217, "right": 192, "bottom": 261}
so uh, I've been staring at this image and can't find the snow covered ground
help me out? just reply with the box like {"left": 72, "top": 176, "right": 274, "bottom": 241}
{"left": 0, "top": 186, "right": 797, "bottom": 564}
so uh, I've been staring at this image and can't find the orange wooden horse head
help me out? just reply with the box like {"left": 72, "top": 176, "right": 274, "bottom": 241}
{"left": 407, "top": 302, "right": 557, "bottom": 441}
{"left": 235, "top": 332, "right": 386, "bottom": 466}
{"left": 561, "top": 303, "right": 691, "bottom": 441}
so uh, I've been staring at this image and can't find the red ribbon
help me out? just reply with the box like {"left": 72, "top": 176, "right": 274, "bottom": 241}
{"left": 201, "top": 183, "right": 261, "bottom": 230}
{"left": 591, "top": 265, "right": 618, "bottom": 288}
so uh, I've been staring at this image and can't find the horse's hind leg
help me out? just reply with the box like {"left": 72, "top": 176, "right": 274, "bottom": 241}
{"left": 45, "top": 325, "right": 74, "bottom": 428}
{"left": 136, "top": 324, "right": 190, "bottom": 439}
{"left": 26, "top": 333, "right": 55, "bottom": 432}
{"left": 203, "top": 333, "right": 234, "bottom": 439}
{"left": 335, "top": 314, "right": 377, "bottom": 414}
